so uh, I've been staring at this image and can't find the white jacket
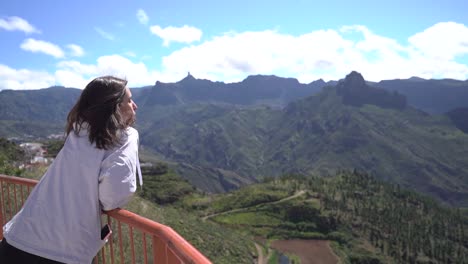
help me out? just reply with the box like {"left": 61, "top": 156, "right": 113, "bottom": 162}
{"left": 3, "top": 127, "right": 141, "bottom": 264}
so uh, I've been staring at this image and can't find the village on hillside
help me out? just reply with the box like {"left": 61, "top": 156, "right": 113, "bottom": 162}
{"left": 8, "top": 133, "right": 65, "bottom": 171}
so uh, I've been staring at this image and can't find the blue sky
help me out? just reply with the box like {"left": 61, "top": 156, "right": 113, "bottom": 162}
{"left": 1, "top": 0, "right": 468, "bottom": 90}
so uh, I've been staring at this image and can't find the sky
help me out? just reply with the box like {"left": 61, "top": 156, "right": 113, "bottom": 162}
{"left": 1, "top": 0, "right": 468, "bottom": 90}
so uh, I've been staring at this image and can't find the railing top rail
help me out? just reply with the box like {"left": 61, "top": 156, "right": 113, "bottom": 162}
{"left": 0, "top": 174, "right": 38, "bottom": 187}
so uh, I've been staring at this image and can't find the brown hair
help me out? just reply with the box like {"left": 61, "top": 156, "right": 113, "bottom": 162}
{"left": 66, "top": 76, "right": 128, "bottom": 149}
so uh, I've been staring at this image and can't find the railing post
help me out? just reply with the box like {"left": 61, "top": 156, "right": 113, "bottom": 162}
{"left": 153, "top": 235, "right": 167, "bottom": 264}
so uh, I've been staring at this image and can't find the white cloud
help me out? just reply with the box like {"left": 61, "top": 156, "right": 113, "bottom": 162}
{"left": 67, "top": 44, "right": 85, "bottom": 57}
{"left": 1, "top": 55, "right": 165, "bottom": 90}
{"left": 94, "top": 27, "right": 115, "bottom": 41}
{"left": 0, "top": 64, "right": 54, "bottom": 90}
{"left": 56, "top": 61, "right": 97, "bottom": 75}
{"left": 20, "top": 38, "right": 65, "bottom": 58}
{"left": 56, "top": 55, "right": 161, "bottom": 88}
{"left": 159, "top": 29, "right": 357, "bottom": 82}
{"left": 137, "top": 9, "right": 149, "bottom": 25}
{"left": 94, "top": 55, "right": 160, "bottom": 86}
{"left": 409, "top": 22, "right": 468, "bottom": 60}
{"left": 0, "top": 16, "right": 40, "bottom": 34}
{"left": 54, "top": 70, "right": 90, "bottom": 89}
{"left": 19, "top": 40, "right": 84, "bottom": 59}
{"left": 150, "top": 25, "right": 202, "bottom": 46}
{"left": 2, "top": 22, "right": 468, "bottom": 90}
{"left": 156, "top": 23, "right": 468, "bottom": 83}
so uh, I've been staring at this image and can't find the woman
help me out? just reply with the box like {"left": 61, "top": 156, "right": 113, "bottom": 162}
{"left": 0, "top": 76, "right": 142, "bottom": 264}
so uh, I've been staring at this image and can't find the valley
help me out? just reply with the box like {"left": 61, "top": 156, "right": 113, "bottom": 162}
{"left": 1, "top": 71, "right": 468, "bottom": 263}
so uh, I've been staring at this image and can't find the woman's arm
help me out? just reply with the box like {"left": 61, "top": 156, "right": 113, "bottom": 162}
{"left": 98, "top": 129, "right": 139, "bottom": 211}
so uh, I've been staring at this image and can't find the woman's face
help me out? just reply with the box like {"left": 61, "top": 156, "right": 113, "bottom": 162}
{"left": 120, "top": 87, "right": 138, "bottom": 126}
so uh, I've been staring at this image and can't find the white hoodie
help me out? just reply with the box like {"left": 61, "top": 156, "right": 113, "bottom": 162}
{"left": 3, "top": 127, "right": 141, "bottom": 264}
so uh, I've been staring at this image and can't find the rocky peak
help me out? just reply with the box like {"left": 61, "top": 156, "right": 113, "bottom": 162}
{"left": 337, "top": 71, "right": 406, "bottom": 110}
{"left": 179, "top": 72, "right": 196, "bottom": 83}
{"left": 342, "top": 71, "right": 366, "bottom": 89}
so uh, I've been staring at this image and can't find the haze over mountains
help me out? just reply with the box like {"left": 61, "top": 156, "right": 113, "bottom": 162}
{"left": 1, "top": 71, "right": 468, "bottom": 207}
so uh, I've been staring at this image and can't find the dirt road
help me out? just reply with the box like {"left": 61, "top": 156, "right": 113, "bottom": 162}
{"left": 254, "top": 243, "right": 265, "bottom": 264}
{"left": 202, "top": 190, "right": 306, "bottom": 221}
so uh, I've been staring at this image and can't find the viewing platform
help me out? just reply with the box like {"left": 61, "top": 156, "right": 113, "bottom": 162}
{"left": 0, "top": 174, "right": 212, "bottom": 264}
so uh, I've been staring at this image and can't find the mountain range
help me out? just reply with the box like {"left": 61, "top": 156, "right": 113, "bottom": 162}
{"left": 1, "top": 72, "right": 467, "bottom": 207}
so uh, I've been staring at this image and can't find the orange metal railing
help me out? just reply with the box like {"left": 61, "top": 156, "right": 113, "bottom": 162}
{"left": 0, "top": 174, "right": 212, "bottom": 264}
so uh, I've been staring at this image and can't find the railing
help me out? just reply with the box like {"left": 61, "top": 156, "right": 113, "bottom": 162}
{"left": 0, "top": 174, "right": 212, "bottom": 264}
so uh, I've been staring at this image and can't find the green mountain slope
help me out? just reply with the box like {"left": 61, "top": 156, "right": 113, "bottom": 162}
{"left": 0, "top": 138, "right": 25, "bottom": 174}
{"left": 0, "top": 87, "right": 80, "bottom": 138}
{"left": 140, "top": 72, "right": 468, "bottom": 207}
{"left": 0, "top": 86, "right": 80, "bottom": 122}
{"left": 195, "top": 173, "right": 468, "bottom": 264}
{"left": 126, "top": 165, "right": 256, "bottom": 264}
{"left": 267, "top": 87, "right": 468, "bottom": 206}
{"left": 137, "top": 73, "right": 326, "bottom": 108}
{"left": 1, "top": 72, "right": 467, "bottom": 207}
{"left": 447, "top": 107, "right": 468, "bottom": 133}
{"left": 4, "top": 138, "right": 466, "bottom": 263}
{"left": 375, "top": 78, "right": 468, "bottom": 113}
